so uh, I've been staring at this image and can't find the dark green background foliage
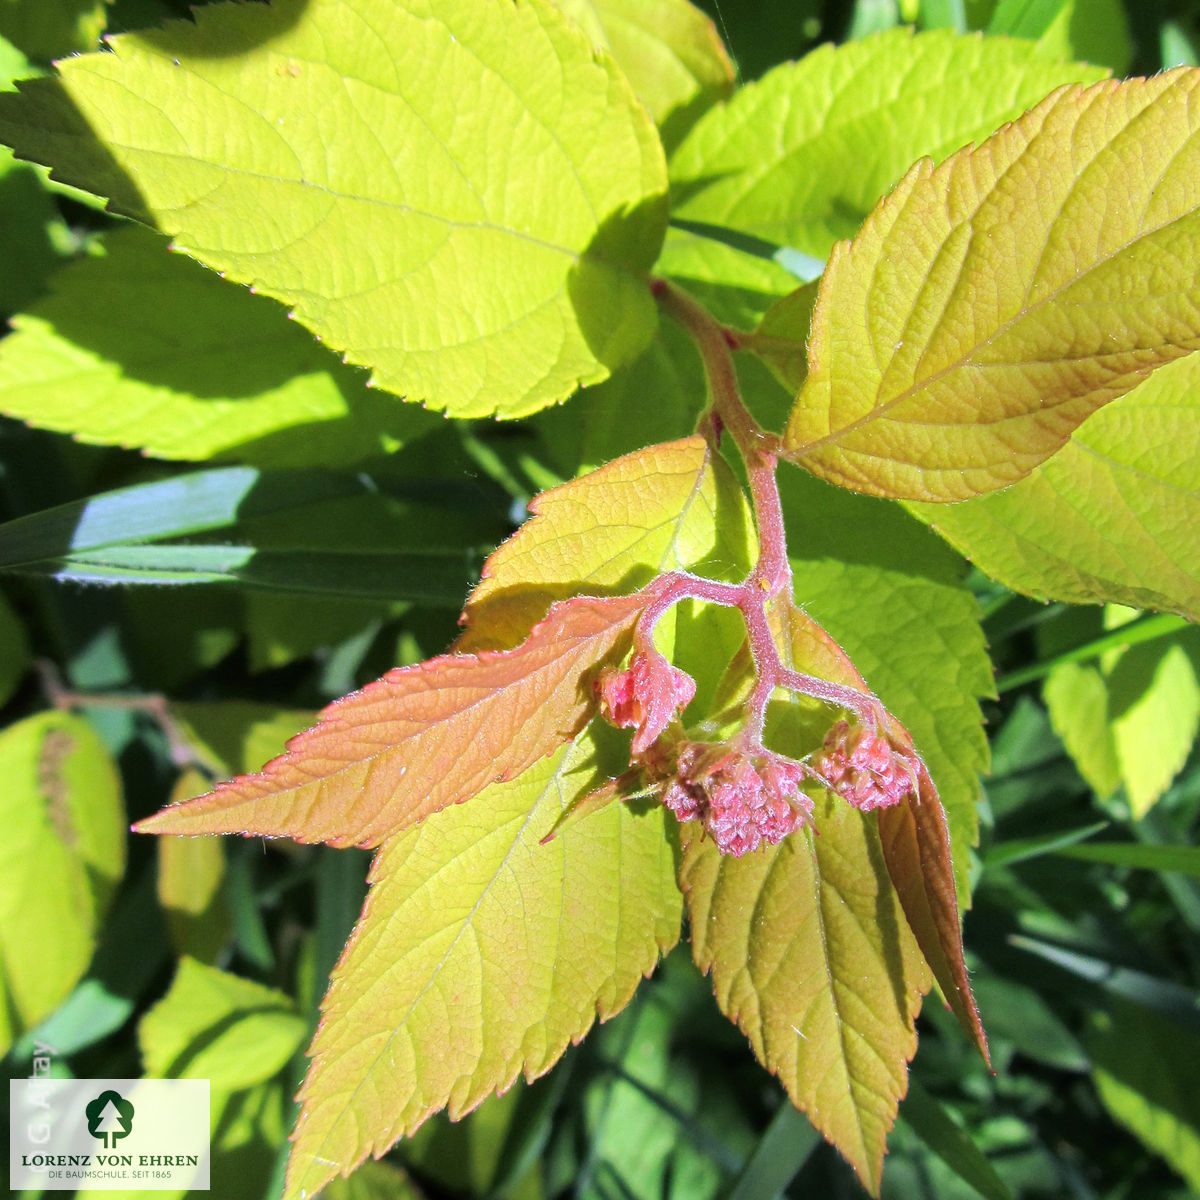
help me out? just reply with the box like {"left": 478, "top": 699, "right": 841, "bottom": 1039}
{"left": 2, "top": 1, "right": 1200, "bottom": 1198}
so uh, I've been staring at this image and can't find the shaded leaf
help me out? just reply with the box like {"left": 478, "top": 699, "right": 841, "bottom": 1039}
{"left": 0, "top": 587, "right": 30, "bottom": 706}
{"left": 989, "top": 0, "right": 1131, "bottom": 73}
{"left": 156, "top": 769, "right": 232, "bottom": 964}
{"left": 786, "top": 71, "right": 1200, "bottom": 501}
{"left": 1088, "top": 1000, "right": 1200, "bottom": 1193}
{"left": 0, "top": 0, "right": 105, "bottom": 61}
{"left": 0, "top": 227, "right": 437, "bottom": 468}
{"left": 139, "top": 956, "right": 306, "bottom": 1091}
{"left": 135, "top": 594, "right": 643, "bottom": 848}
{"left": 0, "top": 0, "right": 668, "bottom": 416}
{"left": 285, "top": 734, "right": 682, "bottom": 1200}
{"left": 460, "top": 435, "right": 751, "bottom": 650}
{"left": 555, "top": 0, "right": 734, "bottom": 151}
{"left": 669, "top": 28, "right": 1104, "bottom": 267}
{"left": 911, "top": 352, "right": 1200, "bottom": 618}
{"left": 0, "top": 711, "right": 124, "bottom": 1056}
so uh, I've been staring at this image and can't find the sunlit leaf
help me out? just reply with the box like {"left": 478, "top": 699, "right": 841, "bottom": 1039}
{"left": 135, "top": 594, "right": 643, "bottom": 847}
{"left": 679, "top": 793, "right": 929, "bottom": 1196}
{"left": 460, "top": 435, "right": 751, "bottom": 649}
{"left": 139, "top": 956, "right": 306, "bottom": 1091}
{"left": 286, "top": 735, "right": 681, "bottom": 1200}
{"left": 1088, "top": 1000, "right": 1200, "bottom": 1193}
{"left": 669, "top": 28, "right": 1104, "bottom": 265}
{"left": 555, "top": 0, "right": 733, "bottom": 151}
{"left": 0, "top": 0, "right": 668, "bottom": 417}
{"left": 786, "top": 71, "right": 1200, "bottom": 501}
{"left": 910, "top": 353, "right": 1200, "bottom": 618}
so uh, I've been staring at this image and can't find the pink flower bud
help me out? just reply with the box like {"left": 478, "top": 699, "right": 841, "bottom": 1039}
{"left": 812, "top": 720, "right": 918, "bottom": 811}
{"left": 661, "top": 742, "right": 814, "bottom": 856}
{"left": 596, "top": 650, "right": 696, "bottom": 755}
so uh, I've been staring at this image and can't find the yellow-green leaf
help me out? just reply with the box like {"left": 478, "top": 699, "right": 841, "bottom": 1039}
{"left": 0, "top": 711, "right": 124, "bottom": 1056}
{"left": 555, "top": 0, "right": 733, "bottom": 152}
{"left": 459, "top": 435, "right": 752, "bottom": 650}
{"left": 669, "top": 29, "right": 1105, "bottom": 265}
{"left": 910, "top": 352, "right": 1200, "bottom": 619}
{"left": 139, "top": 956, "right": 307, "bottom": 1091}
{"left": 286, "top": 734, "right": 682, "bottom": 1200}
{"left": 786, "top": 71, "right": 1200, "bottom": 501}
{"left": 679, "top": 797, "right": 930, "bottom": 1196}
{"left": 0, "top": 0, "right": 668, "bottom": 417}
{"left": 1044, "top": 610, "right": 1200, "bottom": 817}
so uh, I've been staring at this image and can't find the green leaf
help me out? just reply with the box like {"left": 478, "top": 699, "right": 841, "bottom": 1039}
{"left": 0, "top": 0, "right": 668, "bottom": 417}
{"left": 0, "top": 227, "right": 439, "bottom": 467}
{"left": 899, "top": 1078, "right": 1012, "bottom": 1200}
{"left": 172, "top": 702, "right": 315, "bottom": 780}
{"left": 786, "top": 71, "right": 1200, "bottom": 501}
{"left": 1055, "top": 840, "right": 1200, "bottom": 878}
{"left": 555, "top": 0, "right": 734, "bottom": 152}
{"left": 0, "top": 0, "right": 105, "bottom": 61}
{"left": 1044, "top": 614, "right": 1200, "bottom": 816}
{"left": 0, "top": 711, "right": 125, "bottom": 1056}
{"left": 285, "top": 734, "right": 682, "bottom": 1200}
{"left": 779, "top": 468, "right": 993, "bottom": 902}
{"left": 679, "top": 792, "right": 930, "bottom": 1196}
{"left": 909, "top": 353, "right": 1200, "bottom": 618}
{"left": 322, "top": 1160, "right": 429, "bottom": 1200}
{"left": 669, "top": 28, "right": 1104, "bottom": 267}
{"left": 1088, "top": 1000, "right": 1200, "bottom": 1193}
{"left": 988, "top": 0, "right": 1131, "bottom": 73}
{"left": 0, "top": 587, "right": 30, "bottom": 705}
{"left": 138, "top": 956, "right": 307, "bottom": 1091}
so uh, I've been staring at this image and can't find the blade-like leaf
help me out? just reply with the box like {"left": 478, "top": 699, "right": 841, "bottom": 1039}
{"left": 460, "top": 435, "right": 752, "bottom": 649}
{"left": 678, "top": 795, "right": 930, "bottom": 1196}
{"left": 786, "top": 71, "right": 1200, "bottom": 501}
{"left": 0, "top": 227, "right": 436, "bottom": 468}
{"left": 555, "top": 0, "right": 733, "bottom": 152}
{"left": 285, "top": 735, "right": 682, "bottom": 1200}
{"left": 0, "top": 0, "right": 668, "bottom": 417}
{"left": 910, "top": 352, "right": 1200, "bottom": 619}
{"left": 134, "top": 594, "right": 643, "bottom": 848}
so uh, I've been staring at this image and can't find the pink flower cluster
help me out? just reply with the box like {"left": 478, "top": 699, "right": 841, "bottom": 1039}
{"left": 812, "top": 719, "right": 917, "bottom": 811}
{"left": 596, "top": 650, "right": 696, "bottom": 755}
{"left": 663, "top": 742, "right": 815, "bottom": 856}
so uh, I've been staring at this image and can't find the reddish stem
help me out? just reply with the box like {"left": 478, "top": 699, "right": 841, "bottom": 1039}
{"left": 643, "top": 280, "right": 877, "bottom": 743}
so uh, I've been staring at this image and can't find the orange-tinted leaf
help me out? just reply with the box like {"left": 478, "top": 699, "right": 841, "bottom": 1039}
{"left": 877, "top": 768, "right": 989, "bottom": 1064}
{"left": 285, "top": 735, "right": 682, "bottom": 1200}
{"left": 679, "top": 801, "right": 929, "bottom": 1196}
{"left": 459, "top": 435, "right": 750, "bottom": 651}
{"left": 135, "top": 595, "right": 642, "bottom": 848}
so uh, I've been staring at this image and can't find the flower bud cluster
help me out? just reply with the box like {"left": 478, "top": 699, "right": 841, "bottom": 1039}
{"left": 596, "top": 650, "right": 696, "bottom": 755}
{"left": 663, "top": 741, "right": 815, "bottom": 857}
{"left": 812, "top": 719, "right": 917, "bottom": 811}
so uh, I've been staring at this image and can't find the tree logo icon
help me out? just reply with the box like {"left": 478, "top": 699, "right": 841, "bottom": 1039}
{"left": 85, "top": 1090, "right": 135, "bottom": 1149}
